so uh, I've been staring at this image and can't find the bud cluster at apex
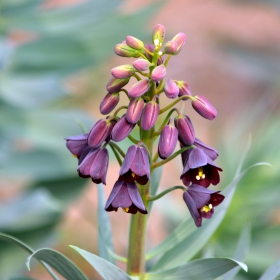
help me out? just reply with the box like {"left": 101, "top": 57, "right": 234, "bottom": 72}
{"left": 65, "top": 24, "right": 224, "bottom": 227}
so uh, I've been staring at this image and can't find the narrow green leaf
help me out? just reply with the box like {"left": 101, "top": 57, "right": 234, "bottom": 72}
{"left": 220, "top": 224, "right": 250, "bottom": 280}
{"left": 146, "top": 258, "right": 247, "bottom": 280}
{"left": 70, "top": 246, "right": 132, "bottom": 280}
{"left": 259, "top": 258, "right": 280, "bottom": 280}
{"left": 97, "top": 184, "right": 115, "bottom": 264}
{"left": 26, "top": 248, "right": 88, "bottom": 280}
{"left": 152, "top": 162, "right": 269, "bottom": 271}
{"left": 148, "top": 165, "right": 163, "bottom": 213}
{"left": 0, "top": 233, "right": 60, "bottom": 280}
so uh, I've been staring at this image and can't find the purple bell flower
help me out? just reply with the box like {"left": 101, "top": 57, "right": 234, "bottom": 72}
{"left": 192, "top": 95, "right": 217, "bottom": 120}
{"left": 183, "top": 184, "right": 224, "bottom": 227}
{"left": 180, "top": 147, "right": 222, "bottom": 188}
{"left": 126, "top": 97, "right": 145, "bottom": 124}
{"left": 111, "top": 115, "right": 136, "bottom": 142}
{"left": 140, "top": 96, "right": 159, "bottom": 131}
{"left": 65, "top": 133, "right": 88, "bottom": 159}
{"left": 119, "top": 145, "right": 150, "bottom": 185}
{"left": 174, "top": 115, "right": 195, "bottom": 146}
{"left": 105, "top": 180, "right": 147, "bottom": 214}
{"left": 193, "top": 138, "right": 219, "bottom": 161}
{"left": 158, "top": 123, "right": 178, "bottom": 159}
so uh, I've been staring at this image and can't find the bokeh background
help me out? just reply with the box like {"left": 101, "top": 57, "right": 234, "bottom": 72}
{"left": 0, "top": 0, "right": 279, "bottom": 279}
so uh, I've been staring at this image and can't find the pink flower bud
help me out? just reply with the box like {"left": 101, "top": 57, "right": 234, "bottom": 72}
{"left": 174, "top": 80, "right": 192, "bottom": 100}
{"left": 171, "top": 32, "right": 186, "bottom": 55}
{"left": 126, "top": 98, "right": 145, "bottom": 124}
{"left": 175, "top": 115, "right": 195, "bottom": 146}
{"left": 151, "top": 64, "right": 166, "bottom": 82}
{"left": 152, "top": 24, "right": 165, "bottom": 47}
{"left": 133, "top": 59, "right": 151, "bottom": 72}
{"left": 111, "top": 115, "right": 136, "bottom": 142}
{"left": 192, "top": 95, "right": 217, "bottom": 120}
{"left": 158, "top": 123, "right": 178, "bottom": 159}
{"left": 141, "top": 96, "right": 159, "bottom": 131}
{"left": 114, "top": 43, "right": 140, "bottom": 58}
{"left": 126, "top": 36, "right": 144, "bottom": 50}
{"left": 106, "top": 76, "right": 129, "bottom": 93}
{"left": 111, "top": 64, "right": 135, "bottom": 79}
{"left": 100, "top": 92, "right": 120, "bottom": 115}
{"left": 144, "top": 44, "right": 154, "bottom": 61}
{"left": 164, "top": 79, "right": 179, "bottom": 99}
{"left": 163, "top": 41, "right": 178, "bottom": 55}
{"left": 128, "top": 79, "right": 150, "bottom": 98}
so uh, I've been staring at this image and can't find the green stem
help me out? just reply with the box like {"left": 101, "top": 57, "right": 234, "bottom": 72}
{"left": 137, "top": 71, "right": 149, "bottom": 77}
{"left": 134, "top": 73, "right": 141, "bottom": 81}
{"left": 148, "top": 185, "right": 186, "bottom": 201}
{"left": 128, "top": 134, "right": 140, "bottom": 145}
{"left": 159, "top": 95, "right": 193, "bottom": 115}
{"left": 164, "top": 54, "right": 172, "bottom": 67}
{"left": 113, "top": 106, "right": 128, "bottom": 117}
{"left": 109, "top": 143, "right": 123, "bottom": 166}
{"left": 108, "top": 142, "right": 125, "bottom": 158}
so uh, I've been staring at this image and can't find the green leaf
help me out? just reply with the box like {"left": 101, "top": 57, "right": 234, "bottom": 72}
{"left": 26, "top": 248, "right": 88, "bottom": 280}
{"left": 259, "top": 258, "right": 280, "bottom": 280}
{"left": 146, "top": 258, "right": 247, "bottom": 280}
{"left": 70, "top": 245, "right": 132, "bottom": 280}
{"left": 220, "top": 224, "right": 250, "bottom": 280}
{"left": 151, "top": 162, "right": 269, "bottom": 271}
{"left": 97, "top": 184, "right": 115, "bottom": 264}
{"left": 148, "top": 165, "right": 163, "bottom": 213}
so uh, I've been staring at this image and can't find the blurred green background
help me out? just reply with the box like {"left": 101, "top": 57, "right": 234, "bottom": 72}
{"left": 0, "top": 0, "right": 279, "bottom": 279}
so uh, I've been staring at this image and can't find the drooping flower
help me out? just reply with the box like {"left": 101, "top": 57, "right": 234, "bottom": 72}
{"left": 105, "top": 180, "right": 148, "bottom": 214}
{"left": 65, "top": 133, "right": 88, "bottom": 159}
{"left": 119, "top": 144, "right": 150, "bottom": 185}
{"left": 181, "top": 147, "right": 222, "bottom": 188}
{"left": 193, "top": 138, "right": 219, "bottom": 161}
{"left": 183, "top": 184, "right": 224, "bottom": 227}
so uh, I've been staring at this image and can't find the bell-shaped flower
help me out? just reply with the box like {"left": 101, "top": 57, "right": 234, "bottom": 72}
{"left": 65, "top": 133, "right": 88, "bottom": 159}
{"left": 126, "top": 36, "right": 144, "bottom": 50}
{"left": 158, "top": 123, "right": 178, "bottom": 159}
{"left": 192, "top": 95, "right": 217, "bottom": 120}
{"left": 133, "top": 59, "right": 151, "bottom": 72}
{"left": 151, "top": 64, "right": 166, "bottom": 82}
{"left": 111, "top": 115, "right": 136, "bottom": 142}
{"left": 126, "top": 97, "right": 145, "bottom": 124}
{"left": 119, "top": 145, "right": 150, "bottom": 185}
{"left": 171, "top": 32, "right": 186, "bottom": 55}
{"left": 106, "top": 76, "right": 130, "bottom": 93}
{"left": 193, "top": 138, "right": 219, "bottom": 161}
{"left": 174, "top": 115, "right": 195, "bottom": 146}
{"left": 105, "top": 180, "right": 147, "bottom": 214}
{"left": 128, "top": 79, "right": 150, "bottom": 98}
{"left": 180, "top": 147, "right": 222, "bottom": 188}
{"left": 164, "top": 79, "right": 179, "bottom": 99}
{"left": 140, "top": 96, "right": 159, "bottom": 131}
{"left": 77, "top": 147, "right": 109, "bottom": 185}
{"left": 100, "top": 92, "right": 120, "bottom": 115}
{"left": 183, "top": 184, "right": 224, "bottom": 227}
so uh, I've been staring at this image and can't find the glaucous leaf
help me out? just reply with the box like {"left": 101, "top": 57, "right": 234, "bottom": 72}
{"left": 259, "top": 258, "right": 280, "bottom": 280}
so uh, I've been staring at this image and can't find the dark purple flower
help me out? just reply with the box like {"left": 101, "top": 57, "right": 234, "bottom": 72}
{"left": 111, "top": 115, "right": 136, "bottom": 142}
{"left": 65, "top": 133, "right": 88, "bottom": 159}
{"left": 126, "top": 97, "right": 145, "bottom": 124}
{"left": 192, "top": 95, "right": 217, "bottom": 120}
{"left": 183, "top": 184, "right": 224, "bottom": 227}
{"left": 140, "top": 96, "right": 159, "bottom": 131}
{"left": 119, "top": 145, "right": 150, "bottom": 185}
{"left": 158, "top": 123, "right": 178, "bottom": 159}
{"left": 174, "top": 115, "right": 195, "bottom": 146}
{"left": 128, "top": 79, "right": 150, "bottom": 98}
{"left": 106, "top": 76, "right": 130, "bottom": 93}
{"left": 105, "top": 180, "right": 147, "bottom": 214}
{"left": 181, "top": 147, "right": 222, "bottom": 188}
{"left": 77, "top": 147, "right": 109, "bottom": 185}
{"left": 100, "top": 92, "right": 120, "bottom": 115}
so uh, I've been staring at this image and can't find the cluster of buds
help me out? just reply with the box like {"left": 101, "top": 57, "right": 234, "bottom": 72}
{"left": 65, "top": 24, "right": 224, "bottom": 227}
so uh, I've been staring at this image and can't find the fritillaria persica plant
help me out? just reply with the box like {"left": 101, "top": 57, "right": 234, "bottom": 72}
{"left": 65, "top": 24, "right": 225, "bottom": 278}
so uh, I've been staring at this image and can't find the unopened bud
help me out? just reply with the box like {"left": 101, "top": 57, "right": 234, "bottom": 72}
{"left": 128, "top": 79, "right": 150, "bottom": 98}
{"left": 126, "top": 36, "right": 144, "bottom": 50}
{"left": 171, "top": 32, "right": 186, "bottom": 55}
{"left": 152, "top": 24, "right": 165, "bottom": 48}
{"left": 151, "top": 64, "right": 166, "bottom": 82}
{"left": 114, "top": 43, "right": 140, "bottom": 58}
{"left": 105, "top": 118, "right": 118, "bottom": 142}
{"left": 175, "top": 115, "right": 195, "bottom": 146}
{"left": 158, "top": 123, "right": 178, "bottom": 159}
{"left": 111, "top": 115, "right": 136, "bottom": 142}
{"left": 163, "top": 41, "right": 178, "bottom": 55}
{"left": 111, "top": 64, "right": 135, "bottom": 79}
{"left": 192, "top": 95, "right": 217, "bottom": 120}
{"left": 100, "top": 92, "right": 120, "bottom": 115}
{"left": 141, "top": 96, "right": 159, "bottom": 131}
{"left": 88, "top": 119, "right": 111, "bottom": 148}
{"left": 164, "top": 79, "right": 179, "bottom": 99}
{"left": 126, "top": 98, "right": 145, "bottom": 124}
{"left": 174, "top": 80, "right": 192, "bottom": 100}
{"left": 106, "top": 76, "right": 129, "bottom": 93}
{"left": 133, "top": 59, "right": 151, "bottom": 72}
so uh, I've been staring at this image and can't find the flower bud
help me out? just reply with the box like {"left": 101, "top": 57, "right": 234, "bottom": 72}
{"left": 87, "top": 119, "right": 111, "bottom": 148}
{"left": 174, "top": 115, "right": 195, "bottom": 146}
{"left": 174, "top": 80, "right": 192, "bottom": 100}
{"left": 105, "top": 118, "right": 118, "bottom": 142}
{"left": 163, "top": 40, "right": 178, "bottom": 55}
{"left": 99, "top": 92, "right": 119, "bottom": 115}
{"left": 171, "top": 32, "right": 186, "bottom": 55}
{"left": 133, "top": 59, "right": 151, "bottom": 72}
{"left": 128, "top": 79, "right": 150, "bottom": 98}
{"left": 141, "top": 96, "right": 159, "bottom": 131}
{"left": 158, "top": 123, "right": 178, "bottom": 159}
{"left": 192, "top": 95, "right": 217, "bottom": 120}
{"left": 164, "top": 79, "right": 179, "bottom": 99}
{"left": 111, "top": 115, "right": 136, "bottom": 142}
{"left": 152, "top": 24, "right": 165, "bottom": 48}
{"left": 106, "top": 76, "right": 129, "bottom": 93}
{"left": 111, "top": 64, "right": 135, "bottom": 79}
{"left": 151, "top": 64, "right": 166, "bottom": 82}
{"left": 114, "top": 43, "right": 140, "bottom": 58}
{"left": 126, "top": 98, "right": 145, "bottom": 124}
{"left": 144, "top": 44, "right": 162, "bottom": 65}
{"left": 126, "top": 36, "right": 144, "bottom": 50}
